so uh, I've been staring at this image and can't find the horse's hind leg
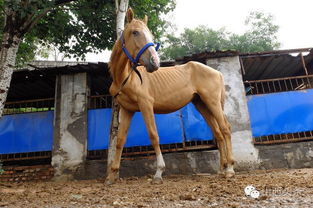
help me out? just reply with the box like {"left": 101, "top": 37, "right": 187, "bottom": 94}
{"left": 192, "top": 100, "right": 228, "bottom": 174}
{"left": 223, "top": 114, "right": 235, "bottom": 176}
{"left": 139, "top": 101, "right": 165, "bottom": 184}
{"left": 196, "top": 94, "right": 235, "bottom": 177}
{"left": 106, "top": 107, "right": 134, "bottom": 185}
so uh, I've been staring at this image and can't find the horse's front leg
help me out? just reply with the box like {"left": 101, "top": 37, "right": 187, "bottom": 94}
{"left": 106, "top": 107, "right": 134, "bottom": 185}
{"left": 139, "top": 101, "right": 165, "bottom": 184}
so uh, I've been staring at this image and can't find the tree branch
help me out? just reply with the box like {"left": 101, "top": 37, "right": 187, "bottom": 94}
{"left": 19, "top": 0, "right": 77, "bottom": 34}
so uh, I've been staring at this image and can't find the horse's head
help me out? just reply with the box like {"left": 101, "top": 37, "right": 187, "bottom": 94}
{"left": 122, "top": 8, "right": 160, "bottom": 72}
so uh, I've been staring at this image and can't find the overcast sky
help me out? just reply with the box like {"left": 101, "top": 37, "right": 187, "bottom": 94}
{"left": 85, "top": 0, "right": 313, "bottom": 62}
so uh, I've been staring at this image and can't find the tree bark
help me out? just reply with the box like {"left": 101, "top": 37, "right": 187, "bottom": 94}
{"left": 107, "top": 0, "right": 129, "bottom": 175}
{"left": 115, "top": 0, "right": 129, "bottom": 39}
{"left": 0, "top": 32, "right": 21, "bottom": 116}
{"left": 0, "top": 2, "right": 54, "bottom": 117}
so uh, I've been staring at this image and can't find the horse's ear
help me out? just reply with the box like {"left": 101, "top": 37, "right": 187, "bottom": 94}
{"left": 143, "top": 15, "right": 148, "bottom": 25}
{"left": 127, "top": 8, "right": 134, "bottom": 23}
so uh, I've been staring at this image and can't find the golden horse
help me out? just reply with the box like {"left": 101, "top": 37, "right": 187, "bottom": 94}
{"left": 106, "top": 8, "right": 234, "bottom": 184}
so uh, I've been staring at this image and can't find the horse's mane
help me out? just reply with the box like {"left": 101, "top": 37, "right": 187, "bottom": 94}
{"left": 108, "top": 39, "right": 122, "bottom": 76}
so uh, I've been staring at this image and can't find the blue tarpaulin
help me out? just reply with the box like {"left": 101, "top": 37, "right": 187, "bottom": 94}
{"left": 87, "top": 109, "right": 112, "bottom": 150}
{"left": 126, "top": 111, "right": 183, "bottom": 147}
{"left": 181, "top": 104, "right": 214, "bottom": 141}
{"left": 0, "top": 111, "right": 54, "bottom": 154}
{"left": 247, "top": 89, "right": 313, "bottom": 137}
{"left": 87, "top": 103, "right": 214, "bottom": 150}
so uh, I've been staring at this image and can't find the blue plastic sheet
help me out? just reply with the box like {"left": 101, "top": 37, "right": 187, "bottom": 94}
{"left": 87, "top": 109, "right": 184, "bottom": 150}
{"left": 126, "top": 111, "right": 183, "bottom": 147}
{"left": 87, "top": 109, "right": 112, "bottom": 150}
{"left": 181, "top": 103, "right": 214, "bottom": 141}
{"left": 0, "top": 111, "right": 54, "bottom": 154}
{"left": 247, "top": 89, "right": 313, "bottom": 137}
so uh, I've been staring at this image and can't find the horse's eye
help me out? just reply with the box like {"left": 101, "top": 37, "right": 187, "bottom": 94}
{"left": 132, "top": 31, "right": 139, "bottom": 36}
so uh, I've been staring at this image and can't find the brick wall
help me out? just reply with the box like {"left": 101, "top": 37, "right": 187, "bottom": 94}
{"left": 0, "top": 165, "right": 54, "bottom": 182}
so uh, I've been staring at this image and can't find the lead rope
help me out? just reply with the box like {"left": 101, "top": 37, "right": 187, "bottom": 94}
{"left": 113, "top": 69, "right": 134, "bottom": 98}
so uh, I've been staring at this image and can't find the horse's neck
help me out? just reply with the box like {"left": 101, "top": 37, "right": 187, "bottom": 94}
{"left": 109, "top": 41, "right": 131, "bottom": 85}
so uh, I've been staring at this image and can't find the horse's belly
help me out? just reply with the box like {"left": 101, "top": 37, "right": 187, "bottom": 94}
{"left": 153, "top": 92, "right": 194, "bottom": 114}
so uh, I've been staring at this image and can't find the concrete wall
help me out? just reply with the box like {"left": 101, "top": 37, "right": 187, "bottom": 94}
{"left": 257, "top": 141, "right": 313, "bottom": 170}
{"left": 52, "top": 73, "right": 88, "bottom": 181}
{"left": 206, "top": 56, "right": 260, "bottom": 170}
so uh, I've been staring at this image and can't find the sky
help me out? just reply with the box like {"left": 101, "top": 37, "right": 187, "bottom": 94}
{"left": 84, "top": 0, "right": 313, "bottom": 62}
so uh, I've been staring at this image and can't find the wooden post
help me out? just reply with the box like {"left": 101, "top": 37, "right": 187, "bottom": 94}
{"left": 300, "top": 52, "right": 309, "bottom": 75}
{"left": 300, "top": 52, "right": 312, "bottom": 88}
{"left": 239, "top": 57, "right": 246, "bottom": 76}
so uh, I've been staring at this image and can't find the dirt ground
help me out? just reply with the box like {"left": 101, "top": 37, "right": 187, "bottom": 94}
{"left": 1, "top": 168, "right": 313, "bottom": 208}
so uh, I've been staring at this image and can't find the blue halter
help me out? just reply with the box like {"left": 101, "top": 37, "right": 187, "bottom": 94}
{"left": 113, "top": 33, "right": 160, "bottom": 98}
{"left": 120, "top": 32, "right": 160, "bottom": 69}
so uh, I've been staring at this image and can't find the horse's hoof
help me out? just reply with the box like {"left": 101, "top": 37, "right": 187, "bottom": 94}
{"left": 105, "top": 176, "right": 118, "bottom": 185}
{"left": 225, "top": 171, "right": 235, "bottom": 178}
{"left": 105, "top": 179, "right": 115, "bottom": 185}
{"left": 151, "top": 177, "right": 163, "bottom": 185}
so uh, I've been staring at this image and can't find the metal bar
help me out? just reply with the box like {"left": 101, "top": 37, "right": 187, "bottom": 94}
{"left": 254, "top": 137, "right": 313, "bottom": 145}
{"left": 5, "top": 98, "right": 54, "bottom": 105}
{"left": 288, "top": 79, "right": 293, "bottom": 91}
{"left": 272, "top": 81, "right": 276, "bottom": 92}
{"left": 266, "top": 82, "right": 270, "bottom": 93}
{"left": 244, "top": 75, "right": 313, "bottom": 84}
{"left": 121, "top": 144, "right": 216, "bottom": 157}
{"left": 0, "top": 151, "right": 51, "bottom": 161}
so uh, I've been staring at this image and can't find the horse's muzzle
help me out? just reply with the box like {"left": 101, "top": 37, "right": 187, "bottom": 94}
{"left": 149, "top": 56, "right": 160, "bottom": 70}
{"left": 146, "top": 50, "right": 160, "bottom": 72}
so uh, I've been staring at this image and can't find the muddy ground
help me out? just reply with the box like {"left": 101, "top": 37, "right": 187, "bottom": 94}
{"left": 1, "top": 168, "right": 313, "bottom": 208}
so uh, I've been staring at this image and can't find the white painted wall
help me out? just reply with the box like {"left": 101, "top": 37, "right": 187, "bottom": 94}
{"left": 207, "top": 56, "right": 260, "bottom": 169}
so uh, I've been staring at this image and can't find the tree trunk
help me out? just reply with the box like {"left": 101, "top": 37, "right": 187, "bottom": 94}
{"left": 0, "top": 32, "right": 21, "bottom": 116}
{"left": 107, "top": 0, "right": 129, "bottom": 175}
{"left": 115, "top": 0, "right": 129, "bottom": 39}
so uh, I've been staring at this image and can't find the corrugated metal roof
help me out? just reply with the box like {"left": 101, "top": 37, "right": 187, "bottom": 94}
{"left": 240, "top": 48, "right": 313, "bottom": 81}
{"left": 8, "top": 62, "right": 110, "bottom": 102}
{"left": 175, "top": 50, "right": 239, "bottom": 64}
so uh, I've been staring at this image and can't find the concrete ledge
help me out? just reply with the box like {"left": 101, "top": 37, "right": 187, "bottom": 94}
{"left": 84, "top": 151, "right": 219, "bottom": 180}
{"left": 257, "top": 140, "right": 313, "bottom": 170}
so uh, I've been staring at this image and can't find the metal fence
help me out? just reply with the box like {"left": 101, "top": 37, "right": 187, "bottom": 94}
{"left": 87, "top": 94, "right": 216, "bottom": 159}
{"left": 244, "top": 75, "right": 313, "bottom": 95}
{"left": 0, "top": 151, "right": 51, "bottom": 162}
{"left": 245, "top": 74, "right": 313, "bottom": 145}
{"left": 88, "top": 95, "right": 112, "bottom": 109}
{"left": 87, "top": 140, "right": 215, "bottom": 160}
{"left": 1, "top": 95, "right": 216, "bottom": 161}
{"left": 253, "top": 130, "right": 313, "bottom": 145}
{"left": 1, "top": 98, "right": 54, "bottom": 163}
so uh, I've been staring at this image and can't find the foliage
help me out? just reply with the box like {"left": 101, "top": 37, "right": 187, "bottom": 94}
{"left": 0, "top": 0, "right": 176, "bottom": 64}
{"left": 161, "top": 11, "right": 280, "bottom": 60}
